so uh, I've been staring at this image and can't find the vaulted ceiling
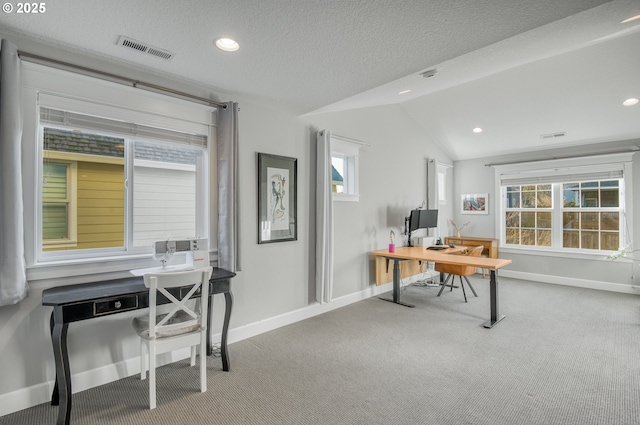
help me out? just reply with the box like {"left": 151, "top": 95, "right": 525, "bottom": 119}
{"left": 1, "top": 0, "right": 639, "bottom": 160}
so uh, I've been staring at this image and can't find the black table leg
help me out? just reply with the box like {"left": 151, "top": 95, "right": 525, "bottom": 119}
{"left": 206, "top": 291, "right": 232, "bottom": 371}
{"left": 483, "top": 269, "right": 505, "bottom": 328}
{"left": 51, "top": 307, "right": 71, "bottom": 425}
{"left": 206, "top": 295, "right": 214, "bottom": 357}
{"left": 379, "top": 259, "right": 415, "bottom": 308}
{"left": 49, "top": 312, "right": 58, "bottom": 406}
{"left": 220, "top": 291, "right": 233, "bottom": 371}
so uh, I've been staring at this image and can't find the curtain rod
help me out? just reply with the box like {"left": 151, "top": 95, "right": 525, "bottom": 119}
{"left": 18, "top": 51, "right": 228, "bottom": 109}
{"left": 485, "top": 147, "right": 639, "bottom": 167}
{"left": 332, "top": 133, "right": 370, "bottom": 147}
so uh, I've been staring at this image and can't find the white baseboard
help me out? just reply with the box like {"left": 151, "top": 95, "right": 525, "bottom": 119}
{"left": 0, "top": 346, "right": 195, "bottom": 417}
{"left": 0, "top": 381, "right": 54, "bottom": 418}
{"left": 3, "top": 271, "right": 636, "bottom": 417}
{"left": 499, "top": 270, "right": 640, "bottom": 294}
{"left": 0, "top": 282, "right": 394, "bottom": 417}
{"left": 227, "top": 282, "right": 393, "bottom": 344}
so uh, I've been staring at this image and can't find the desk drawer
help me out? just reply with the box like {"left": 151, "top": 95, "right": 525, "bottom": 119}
{"left": 179, "top": 285, "right": 202, "bottom": 299}
{"left": 94, "top": 295, "right": 139, "bottom": 316}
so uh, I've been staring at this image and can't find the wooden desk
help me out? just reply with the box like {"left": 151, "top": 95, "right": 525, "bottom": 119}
{"left": 444, "top": 236, "right": 498, "bottom": 259}
{"left": 374, "top": 246, "right": 466, "bottom": 285}
{"left": 370, "top": 247, "right": 511, "bottom": 328}
{"left": 445, "top": 236, "right": 498, "bottom": 277}
{"left": 42, "top": 267, "right": 235, "bottom": 425}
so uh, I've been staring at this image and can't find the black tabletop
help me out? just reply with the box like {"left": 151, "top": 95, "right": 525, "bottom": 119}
{"left": 43, "top": 267, "right": 235, "bottom": 306}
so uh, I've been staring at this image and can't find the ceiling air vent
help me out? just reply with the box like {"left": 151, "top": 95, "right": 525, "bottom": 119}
{"left": 420, "top": 69, "right": 438, "bottom": 79}
{"left": 116, "top": 35, "right": 175, "bottom": 61}
{"left": 540, "top": 131, "right": 566, "bottom": 139}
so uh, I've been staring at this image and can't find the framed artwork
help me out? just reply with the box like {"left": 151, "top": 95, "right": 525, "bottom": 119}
{"left": 461, "top": 193, "right": 488, "bottom": 214}
{"left": 257, "top": 153, "right": 297, "bottom": 243}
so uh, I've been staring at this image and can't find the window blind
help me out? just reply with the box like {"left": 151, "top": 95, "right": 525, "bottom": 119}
{"left": 500, "top": 164, "right": 624, "bottom": 186}
{"left": 40, "top": 107, "right": 207, "bottom": 149}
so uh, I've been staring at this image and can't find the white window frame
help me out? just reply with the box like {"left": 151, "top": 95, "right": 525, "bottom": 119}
{"left": 41, "top": 158, "right": 78, "bottom": 248}
{"left": 331, "top": 135, "right": 362, "bottom": 202}
{"left": 21, "top": 62, "right": 216, "bottom": 281}
{"left": 494, "top": 153, "right": 633, "bottom": 258}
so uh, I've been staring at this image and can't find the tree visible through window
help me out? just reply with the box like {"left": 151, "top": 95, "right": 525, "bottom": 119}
{"left": 505, "top": 184, "right": 552, "bottom": 247}
{"left": 503, "top": 180, "right": 621, "bottom": 252}
{"left": 562, "top": 181, "right": 619, "bottom": 250}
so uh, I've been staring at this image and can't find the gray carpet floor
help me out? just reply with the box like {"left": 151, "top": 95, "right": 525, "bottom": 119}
{"left": 2, "top": 276, "right": 639, "bottom": 425}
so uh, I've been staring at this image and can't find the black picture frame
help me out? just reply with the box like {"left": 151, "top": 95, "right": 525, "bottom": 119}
{"left": 257, "top": 153, "right": 297, "bottom": 243}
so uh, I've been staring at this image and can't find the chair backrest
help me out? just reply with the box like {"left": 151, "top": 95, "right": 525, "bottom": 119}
{"left": 435, "top": 246, "right": 484, "bottom": 276}
{"left": 143, "top": 266, "right": 213, "bottom": 339}
{"left": 466, "top": 246, "right": 484, "bottom": 258}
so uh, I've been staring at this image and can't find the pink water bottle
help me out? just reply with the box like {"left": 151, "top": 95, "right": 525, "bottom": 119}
{"left": 389, "top": 230, "right": 396, "bottom": 252}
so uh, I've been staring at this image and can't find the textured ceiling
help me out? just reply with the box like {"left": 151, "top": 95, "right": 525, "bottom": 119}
{"left": 1, "top": 0, "right": 639, "bottom": 160}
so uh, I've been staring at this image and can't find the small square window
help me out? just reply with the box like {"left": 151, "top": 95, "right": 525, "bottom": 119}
{"left": 331, "top": 137, "right": 361, "bottom": 202}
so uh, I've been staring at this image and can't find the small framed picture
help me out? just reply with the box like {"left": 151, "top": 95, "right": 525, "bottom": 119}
{"left": 461, "top": 193, "right": 488, "bottom": 214}
{"left": 257, "top": 153, "right": 297, "bottom": 243}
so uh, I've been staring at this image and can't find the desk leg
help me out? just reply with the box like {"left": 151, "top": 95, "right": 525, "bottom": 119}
{"left": 379, "top": 259, "right": 415, "bottom": 308}
{"left": 50, "top": 312, "right": 58, "bottom": 406}
{"left": 206, "top": 295, "right": 214, "bottom": 357}
{"left": 206, "top": 290, "right": 232, "bottom": 371}
{"left": 483, "top": 270, "right": 505, "bottom": 328}
{"left": 50, "top": 308, "right": 71, "bottom": 425}
{"left": 220, "top": 291, "right": 233, "bottom": 371}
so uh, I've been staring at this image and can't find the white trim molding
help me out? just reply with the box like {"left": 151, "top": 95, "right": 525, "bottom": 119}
{"left": 0, "top": 280, "right": 393, "bottom": 416}
{"left": 499, "top": 269, "right": 640, "bottom": 294}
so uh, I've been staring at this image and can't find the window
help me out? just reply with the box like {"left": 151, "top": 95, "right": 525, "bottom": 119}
{"left": 331, "top": 136, "right": 362, "bottom": 202}
{"left": 21, "top": 63, "right": 216, "bottom": 279}
{"left": 561, "top": 180, "right": 620, "bottom": 250}
{"left": 505, "top": 184, "right": 552, "bottom": 247}
{"left": 437, "top": 167, "right": 447, "bottom": 205}
{"left": 38, "top": 106, "right": 208, "bottom": 261}
{"left": 428, "top": 160, "right": 451, "bottom": 206}
{"left": 496, "top": 155, "right": 632, "bottom": 254}
{"left": 42, "top": 159, "right": 77, "bottom": 247}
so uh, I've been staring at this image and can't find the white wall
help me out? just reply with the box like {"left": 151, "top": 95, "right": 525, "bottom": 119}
{"left": 10, "top": 30, "right": 637, "bottom": 416}
{"left": 0, "top": 36, "right": 453, "bottom": 415}
{"left": 452, "top": 143, "right": 640, "bottom": 293}
{"left": 301, "top": 105, "right": 454, "bottom": 297}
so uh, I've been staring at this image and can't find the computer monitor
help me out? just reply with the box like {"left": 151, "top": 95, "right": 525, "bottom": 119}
{"left": 408, "top": 209, "right": 421, "bottom": 233}
{"left": 406, "top": 208, "right": 438, "bottom": 246}
{"left": 409, "top": 209, "right": 438, "bottom": 232}
{"left": 408, "top": 209, "right": 438, "bottom": 232}
{"left": 419, "top": 209, "right": 438, "bottom": 229}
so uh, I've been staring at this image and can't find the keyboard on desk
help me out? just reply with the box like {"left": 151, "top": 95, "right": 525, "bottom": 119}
{"left": 426, "top": 246, "right": 447, "bottom": 251}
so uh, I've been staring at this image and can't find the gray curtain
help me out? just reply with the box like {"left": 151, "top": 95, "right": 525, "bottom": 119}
{"left": 217, "top": 102, "right": 241, "bottom": 272}
{"left": 315, "top": 130, "right": 333, "bottom": 303}
{"left": 0, "top": 39, "right": 27, "bottom": 306}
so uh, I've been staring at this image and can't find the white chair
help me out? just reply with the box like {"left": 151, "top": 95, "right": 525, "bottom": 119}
{"left": 131, "top": 266, "right": 213, "bottom": 409}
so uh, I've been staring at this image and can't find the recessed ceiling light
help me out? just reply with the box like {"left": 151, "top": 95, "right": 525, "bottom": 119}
{"left": 215, "top": 38, "right": 239, "bottom": 52}
{"left": 623, "top": 98, "right": 639, "bottom": 106}
{"left": 398, "top": 89, "right": 411, "bottom": 95}
{"left": 472, "top": 127, "right": 483, "bottom": 133}
{"left": 621, "top": 14, "right": 640, "bottom": 24}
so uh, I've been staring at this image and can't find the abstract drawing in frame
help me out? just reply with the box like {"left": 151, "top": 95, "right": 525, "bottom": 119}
{"left": 257, "top": 153, "right": 297, "bottom": 243}
{"left": 461, "top": 193, "right": 489, "bottom": 214}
